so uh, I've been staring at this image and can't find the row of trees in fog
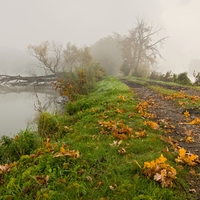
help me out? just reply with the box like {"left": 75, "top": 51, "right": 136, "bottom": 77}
{"left": 27, "top": 18, "right": 167, "bottom": 78}
{"left": 27, "top": 41, "right": 94, "bottom": 76}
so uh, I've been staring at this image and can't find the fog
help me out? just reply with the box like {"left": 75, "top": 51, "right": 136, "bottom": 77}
{"left": 0, "top": 0, "right": 200, "bottom": 78}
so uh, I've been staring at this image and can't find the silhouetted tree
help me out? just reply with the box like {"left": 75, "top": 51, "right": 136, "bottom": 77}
{"left": 121, "top": 18, "right": 168, "bottom": 77}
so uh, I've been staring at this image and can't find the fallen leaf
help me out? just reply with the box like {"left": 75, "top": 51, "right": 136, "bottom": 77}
{"left": 86, "top": 176, "right": 92, "bottom": 182}
{"left": 53, "top": 149, "right": 80, "bottom": 158}
{"left": 60, "top": 146, "right": 65, "bottom": 154}
{"left": 144, "top": 121, "right": 159, "bottom": 130}
{"left": 115, "top": 108, "right": 123, "bottom": 114}
{"left": 186, "top": 136, "right": 194, "bottom": 143}
{"left": 189, "top": 168, "right": 196, "bottom": 175}
{"left": 118, "top": 148, "right": 126, "bottom": 154}
{"left": 118, "top": 95, "right": 126, "bottom": 102}
{"left": 154, "top": 173, "right": 162, "bottom": 181}
{"left": 189, "top": 188, "right": 196, "bottom": 193}
{"left": 189, "top": 117, "right": 200, "bottom": 125}
{"left": 109, "top": 140, "right": 122, "bottom": 147}
{"left": 143, "top": 154, "right": 177, "bottom": 188}
{"left": 175, "top": 148, "right": 199, "bottom": 166}
{"left": 109, "top": 185, "right": 115, "bottom": 191}
{"left": 183, "top": 110, "right": 190, "bottom": 118}
{"left": 135, "top": 130, "right": 147, "bottom": 138}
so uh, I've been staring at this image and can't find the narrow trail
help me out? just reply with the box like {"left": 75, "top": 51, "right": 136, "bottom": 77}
{"left": 120, "top": 79, "right": 200, "bottom": 199}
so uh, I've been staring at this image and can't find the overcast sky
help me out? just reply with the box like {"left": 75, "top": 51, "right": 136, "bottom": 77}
{"left": 0, "top": 0, "right": 200, "bottom": 75}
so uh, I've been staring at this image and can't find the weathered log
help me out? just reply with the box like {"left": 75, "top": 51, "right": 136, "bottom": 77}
{"left": 0, "top": 74, "right": 58, "bottom": 86}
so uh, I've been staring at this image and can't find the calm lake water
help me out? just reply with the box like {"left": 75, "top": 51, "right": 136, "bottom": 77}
{"left": 0, "top": 87, "right": 60, "bottom": 137}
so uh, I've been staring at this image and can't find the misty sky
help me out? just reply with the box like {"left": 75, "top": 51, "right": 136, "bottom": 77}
{"left": 0, "top": 0, "right": 200, "bottom": 75}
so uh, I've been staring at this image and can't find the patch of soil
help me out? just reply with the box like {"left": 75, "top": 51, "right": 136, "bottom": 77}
{"left": 121, "top": 79, "right": 200, "bottom": 200}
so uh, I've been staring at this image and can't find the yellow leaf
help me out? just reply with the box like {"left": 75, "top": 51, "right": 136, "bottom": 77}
{"left": 183, "top": 110, "right": 190, "bottom": 117}
{"left": 115, "top": 108, "right": 123, "bottom": 114}
{"left": 179, "top": 148, "right": 186, "bottom": 157}
{"left": 178, "top": 101, "right": 184, "bottom": 106}
{"left": 60, "top": 146, "right": 65, "bottom": 154}
{"left": 157, "top": 154, "right": 167, "bottom": 163}
{"left": 135, "top": 130, "right": 147, "bottom": 138}
{"left": 144, "top": 121, "right": 159, "bottom": 130}
{"left": 186, "top": 136, "right": 194, "bottom": 143}
{"left": 143, "top": 154, "right": 177, "bottom": 188}
{"left": 118, "top": 95, "right": 126, "bottom": 102}
{"left": 175, "top": 148, "right": 199, "bottom": 166}
{"left": 189, "top": 117, "right": 200, "bottom": 125}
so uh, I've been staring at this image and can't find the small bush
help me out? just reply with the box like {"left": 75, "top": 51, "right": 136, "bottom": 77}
{"left": 38, "top": 112, "right": 60, "bottom": 138}
{"left": 53, "top": 63, "right": 105, "bottom": 101}
{"left": 37, "top": 112, "right": 67, "bottom": 139}
{"left": 66, "top": 97, "right": 96, "bottom": 115}
{"left": 149, "top": 70, "right": 174, "bottom": 82}
{"left": 0, "top": 129, "right": 41, "bottom": 163}
{"left": 175, "top": 72, "right": 192, "bottom": 85}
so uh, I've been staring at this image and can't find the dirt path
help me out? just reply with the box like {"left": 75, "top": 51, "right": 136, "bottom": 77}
{"left": 121, "top": 79, "right": 200, "bottom": 199}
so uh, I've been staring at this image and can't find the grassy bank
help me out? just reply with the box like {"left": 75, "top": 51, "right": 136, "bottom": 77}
{"left": 0, "top": 76, "right": 192, "bottom": 199}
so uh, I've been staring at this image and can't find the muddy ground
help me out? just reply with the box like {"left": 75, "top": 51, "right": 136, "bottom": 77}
{"left": 121, "top": 79, "right": 200, "bottom": 200}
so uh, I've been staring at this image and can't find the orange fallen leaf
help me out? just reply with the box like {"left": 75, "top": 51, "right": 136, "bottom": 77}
{"left": 115, "top": 108, "right": 123, "bottom": 114}
{"left": 189, "top": 118, "right": 200, "bottom": 125}
{"left": 135, "top": 130, "right": 147, "bottom": 138}
{"left": 118, "top": 95, "right": 126, "bottom": 102}
{"left": 53, "top": 149, "right": 80, "bottom": 158}
{"left": 186, "top": 136, "right": 194, "bottom": 143}
{"left": 175, "top": 148, "right": 199, "bottom": 166}
{"left": 143, "top": 154, "right": 177, "bottom": 188}
{"left": 183, "top": 110, "right": 190, "bottom": 118}
{"left": 144, "top": 121, "right": 159, "bottom": 130}
{"left": 60, "top": 146, "right": 65, "bottom": 154}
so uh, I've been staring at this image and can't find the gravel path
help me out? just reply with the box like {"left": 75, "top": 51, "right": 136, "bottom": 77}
{"left": 121, "top": 79, "right": 200, "bottom": 200}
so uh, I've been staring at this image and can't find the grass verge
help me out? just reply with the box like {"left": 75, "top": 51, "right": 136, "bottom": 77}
{"left": 0, "top": 76, "right": 194, "bottom": 199}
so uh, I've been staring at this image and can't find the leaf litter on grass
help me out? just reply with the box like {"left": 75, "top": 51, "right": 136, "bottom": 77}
{"left": 0, "top": 76, "right": 194, "bottom": 199}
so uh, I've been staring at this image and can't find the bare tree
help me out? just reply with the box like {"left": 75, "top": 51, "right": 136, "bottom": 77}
{"left": 28, "top": 41, "right": 63, "bottom": 75}
{"left": 121, "top": 18, "right": 168, "bottom": 77}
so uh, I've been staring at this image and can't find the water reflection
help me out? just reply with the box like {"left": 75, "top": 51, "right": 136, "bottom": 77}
{"left": 0, "top": 87, "right": 61, "bottom": 137}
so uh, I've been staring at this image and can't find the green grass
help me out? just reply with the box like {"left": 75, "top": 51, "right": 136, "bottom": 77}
{"left": 123, "top": 75, "right": 200, "bottom": 89}
{"left": 0, "top": 76, "right": 195, "bottom": 199}
{"left": 148, "top": 85, "right": 200, "bottom": 108}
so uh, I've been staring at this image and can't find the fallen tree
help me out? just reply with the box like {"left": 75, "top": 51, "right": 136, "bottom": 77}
{"left": 0, "top": 74, "right": 57, "bottom": 86}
